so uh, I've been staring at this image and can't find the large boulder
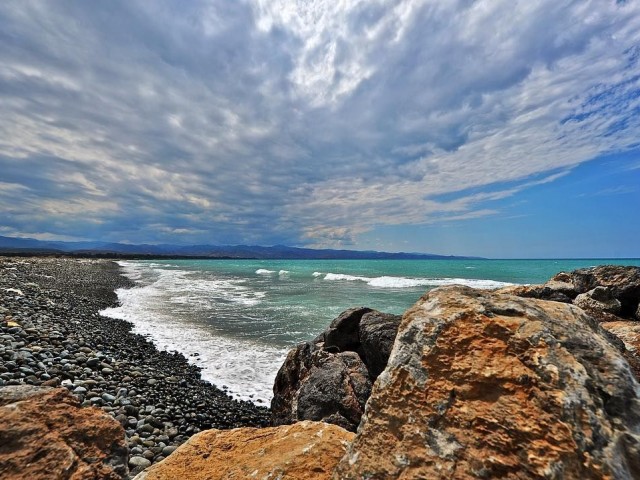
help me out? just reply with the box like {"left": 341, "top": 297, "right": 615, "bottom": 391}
{"left": 334, "top": 286, "right": 640, "bottom": 479}
{"left": 358, "top": 310, "right": 403, "bottom": 379}
{"left": 0, "top": 385, "right": 128, "bottom": 479}
{"left": 272, "top": 344, "right": 372, "bottom": 431}
{"left": 272, "top": 307, "right": 401, "bottom": 431}
{"left": 133, "top": 421, "right": 354, "bottom": 480}
{"left": 322, "top": 307, "right": 373, "bottom": 352}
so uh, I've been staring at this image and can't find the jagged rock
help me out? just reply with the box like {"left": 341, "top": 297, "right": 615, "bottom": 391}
{"left": 323, "top": 307, "right": 372, "bottom": 352}
{"left": 271, "top": 341, "right": 316, "bottom": 425}
{"left": 600, "top": 321, "right": 640, "bottom": 379}
{"left": 358, "top": 310, "right": 402, "bottom": 379}
{"left": 602, "top": 321, "right": 640, "bottom": 354}
{"left": 568, "top": 266, "right": 640, "bottom": 318}
{"left": 272, "top": 346, "right": 371, "bottom": 431}
{"left": 497, "top": 283, "right": 574, "bottom": 303}
{"left": 334, "top": 286, "right": 640, "bottom": 480}
{"left": 272, "top": 307, "right": 400, "bottom": 431}
{"left": 0, "top": 385, "right": 128, "bottom": 479}
{"left": 498, "top": 266, "right": 640, "bottom": 321}
{"left": 574, "top": 286, "right": 622, "bottom": 319}
{"left": 133, "top": 421, "right": 354, "bottom": 480}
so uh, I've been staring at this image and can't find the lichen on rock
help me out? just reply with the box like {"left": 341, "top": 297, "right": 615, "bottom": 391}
{"left": 133, "top": 420, "right": 354, "bottom": 480}
{"left": 0, "top": 385, "right": 128, "bottom": 479}
{"left": 334, "top": 286, "right": 640, "bottom": 479}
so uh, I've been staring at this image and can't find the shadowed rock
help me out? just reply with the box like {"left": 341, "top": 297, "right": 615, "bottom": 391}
{"left": 498, "top": 266, "right": 640, "bottom": 321}
{"left": 574, "top": 286, "right": 622, "bottom": 318}
{"left": 358, "top": 311, "right": 403, "bottom": 379}
{"left": 272, "top": 345, "right": 371, "bottom": 431}
{"left": 272, "top": 307, "right": 401, "bottom": 431}
{"left": 323, "top": 307, "right": 373, "bottom": 352}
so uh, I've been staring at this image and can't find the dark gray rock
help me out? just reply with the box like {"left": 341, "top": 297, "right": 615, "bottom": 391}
{"left": 162, "top": 445, "right": 178, "bottom": 456}
{"left": 289, "top": 350, "right": 371, "bottom": 431}
{"left": 272, "top": 307, "right": 400, "bottom": 431}
{"left": 501, "top": 265, "right": 640, "bottom": 320}
{"left": 574, "top": 286, "right": 622, "bottom": 316}
{"left": 358, "top": 311, "right": 402, "bottom": 379}
{"left": 129, "top": 456, "right": 152, "bottom": 469}
{"left": 323, "top": 307, "right": 372, "bottom": 352}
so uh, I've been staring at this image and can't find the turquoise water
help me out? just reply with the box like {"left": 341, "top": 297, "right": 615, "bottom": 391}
{"left": 101, "top": 258, "right": 640, "bottom": 403}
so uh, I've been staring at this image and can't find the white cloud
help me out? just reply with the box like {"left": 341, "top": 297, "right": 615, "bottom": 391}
{"left": 0, "top": 0, "right": 638, "bottom": 246}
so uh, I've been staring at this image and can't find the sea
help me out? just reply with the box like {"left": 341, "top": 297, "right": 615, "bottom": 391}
{"left": 100, "top": 258, "right": 640, "bottom": 404}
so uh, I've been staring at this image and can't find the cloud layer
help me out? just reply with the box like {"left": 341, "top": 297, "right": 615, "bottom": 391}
{"left": 1, "top": 0, "right": 639, "bottom": 248}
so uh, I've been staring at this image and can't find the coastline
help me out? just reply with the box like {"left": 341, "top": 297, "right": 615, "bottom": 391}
{"left": 0, "top": 256, "right": 270, "bottom": 476}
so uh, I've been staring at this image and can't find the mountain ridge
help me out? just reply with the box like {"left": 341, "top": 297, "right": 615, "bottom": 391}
{"left": 0, "top": 235, "right": 482, "bottom": 260}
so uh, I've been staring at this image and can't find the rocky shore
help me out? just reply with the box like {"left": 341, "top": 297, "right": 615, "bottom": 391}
{"left": 4, "top": 259, "right": 640, "bottom": 479}
{"left": 0, "top": 257, "right": 270, "bottom": 477}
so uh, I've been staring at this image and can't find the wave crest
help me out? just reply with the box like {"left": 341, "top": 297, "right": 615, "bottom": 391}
{"left": 322, "top": 272, "right": 513, "bottom": 289}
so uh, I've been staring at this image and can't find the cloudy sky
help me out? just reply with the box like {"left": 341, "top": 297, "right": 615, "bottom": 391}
{"left": 1, "top": 0, "right": 639, "bottom": 258}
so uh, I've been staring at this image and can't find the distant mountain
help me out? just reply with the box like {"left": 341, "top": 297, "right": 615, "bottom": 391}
{"left": 0, "top": 235, "right": 483, "bottom": 260}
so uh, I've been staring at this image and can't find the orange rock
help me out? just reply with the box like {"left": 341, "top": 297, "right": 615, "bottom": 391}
{"left": 602, "top": 321, "right": 640, "bottom": 353}
{"left": 601, "top": 320, "right": 640, "bottom": 379}
{"left": 134, "top": 421, "right": 354, "bottom": 480}
{"left": 0, "top": 385, "right": 128, "bottom": 479}
{"left": 334, "top": 286, "right": 640, "bottom": 480}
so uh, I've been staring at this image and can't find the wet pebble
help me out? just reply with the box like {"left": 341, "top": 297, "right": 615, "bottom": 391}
{"left": 0, "top": 257, "right": 271, "bottom": 477}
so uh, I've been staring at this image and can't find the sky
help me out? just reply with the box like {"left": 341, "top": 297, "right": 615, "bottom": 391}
{"left": 0, "top": 0, "right": 639, "bottom": 258}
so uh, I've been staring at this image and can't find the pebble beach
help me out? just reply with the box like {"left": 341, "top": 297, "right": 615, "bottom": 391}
{"left": 0, "top": 256, "right": 270, "bottom": 476}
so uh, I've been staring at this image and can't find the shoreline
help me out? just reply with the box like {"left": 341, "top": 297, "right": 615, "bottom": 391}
{"left": 0, "top": 256, "right": 270, "bottom": 476}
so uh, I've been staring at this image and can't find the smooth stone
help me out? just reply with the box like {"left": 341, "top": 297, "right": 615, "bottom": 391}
{"left": 129, "top": 456, "right": 151, "bottom": 469}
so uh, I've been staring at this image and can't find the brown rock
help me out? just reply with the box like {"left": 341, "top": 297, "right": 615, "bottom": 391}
{"left": 602, "top": 321, "right": 640, "bottom": 354}
{"left": 133, "top": 421, "right": 354, "bottom": 480}
{"left": 334, "top": 286, "right": 640, "bottom": 480}
{"left": 0, "top": 385, "right": 128, "bottom": 479}
{"left": 601, "top": 321, "right": 640, "bottom": 379}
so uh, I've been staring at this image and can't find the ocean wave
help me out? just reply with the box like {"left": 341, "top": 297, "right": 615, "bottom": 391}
{"left": 102, "top": 288, "right": 286, "bottom": 404}
{"left": 255, "top": 269, "right": 275, "bottom": 275}
{"left": 278, "top": 270, "right": 290, "bottom": 276}
{"left": 312, "top": 272, "right": 324, "bottom": 277}
{"left": 321, "top": 272, "right": 513, "bottom": 289}
{"left": 103, "top": 262, "right": 279, "bottom": 403}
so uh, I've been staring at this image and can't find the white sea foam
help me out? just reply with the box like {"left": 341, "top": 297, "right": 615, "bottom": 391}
{"left": 312, "top": 272, "right": 323, "bottom": 277}
{"left": 255, "top": 269, "right": 275, "bottom": 275}
{"left": 104, "top": 262, "right": 282, "bottom": 404}
{"left": 322, "top": 272, "right": 513, "bottom": 289}
{"left": 278, "top": 270, "right": 290, "bottom": 276}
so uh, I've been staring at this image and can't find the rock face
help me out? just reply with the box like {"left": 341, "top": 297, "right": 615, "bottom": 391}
{"left": 334, "top": 286, "right": 640, "bottom": 479}
{"left": 574, "top": 286, "right": 622, "bottom": 317}
{"left": 133, "top": 421, "right": 354, "bottom": 480}
{"left": 0, "top": 385, "right": 128, "bottom": 479}
{"left": 499, "top": 265, "right": 640, "bottom": 321}
{"left": 359, "top": 310, "right": 403, "bottom": 379}
{"left": 271, "top": 341, "right": 372, "bottom": 431}
{"left": 271, "top": 307, "right": 401, "bottom": 431}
